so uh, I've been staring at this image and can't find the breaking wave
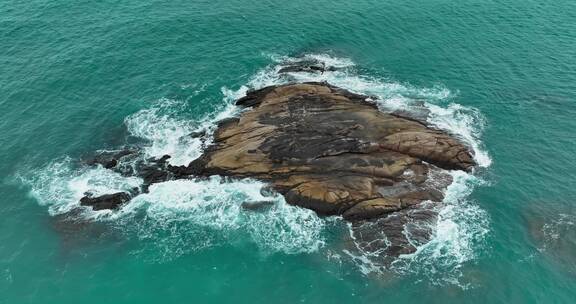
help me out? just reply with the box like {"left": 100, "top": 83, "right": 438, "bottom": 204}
{"left": 391, "top": 171, "right": 489, "bottom": 287}
{"left": 119, "top": 177, "right": 326, "bottom": 260}
{"left": 19, "top": 53, "right": 491, "bottom": 285}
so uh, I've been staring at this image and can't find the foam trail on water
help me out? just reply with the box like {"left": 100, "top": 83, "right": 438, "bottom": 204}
{"left": 21, "top": 163, "right": 326, "bottom": 257}
{"left": 116, "top": 177, "right": 326, "bottom": 257}
{"left": 392, "top": 171, "right": 489, "bottom": 287}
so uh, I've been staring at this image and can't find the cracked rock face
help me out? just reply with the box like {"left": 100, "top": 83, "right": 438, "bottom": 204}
{"left": 191, "top": 82, "right": 475, "bottom": 221}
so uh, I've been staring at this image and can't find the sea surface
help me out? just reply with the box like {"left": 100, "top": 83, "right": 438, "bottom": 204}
{"left": 1, "top": 0, "right": 576, "bottom": 303}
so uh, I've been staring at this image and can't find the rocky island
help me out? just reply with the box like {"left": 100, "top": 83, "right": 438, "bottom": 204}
{"left": 81, "top": 81, "right": 476, "bottom": 256}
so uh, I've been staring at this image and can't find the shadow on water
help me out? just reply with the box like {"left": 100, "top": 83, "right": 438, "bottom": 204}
{"left": 49, "top": 209, "right": 127, "bottom": 262}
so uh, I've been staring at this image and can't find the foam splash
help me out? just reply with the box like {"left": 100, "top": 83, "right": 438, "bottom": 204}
{"left": 392, "top": 171, "right": 489, "bottom": 286}
{"left": 22, "top": 158, "right": 142, "bottom": 216}
{"left": 124, "top": 98, "right": 200, "bottom": 166}
{"left": 124, "top": 96, "right": 240, "bottom": 166}
{"left": 21, "top": 162, "right": 326, "bottom": 256}
{"left": 333, "top": 171, "right": 488, "bottom": 288}
{"left": 117, "top": 177, "right": 326, "bottom": 258}
{"left": 22, "top": 53, "right": 491, "bottom": 285}
{"left": 426, "top": 104, "right": 492, "bottom": 167}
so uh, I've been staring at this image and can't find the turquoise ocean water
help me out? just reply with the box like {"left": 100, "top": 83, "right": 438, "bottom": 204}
{"left": 1, "top": 0, "right": 576, "bottom": 303}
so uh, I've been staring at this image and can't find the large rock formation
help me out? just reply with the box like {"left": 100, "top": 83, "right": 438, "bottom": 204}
{"left": 79, "top": 82, "right": 476, "bottom": 257}
{"left": 189, "top": 82, "right": 475, "bottom": 221}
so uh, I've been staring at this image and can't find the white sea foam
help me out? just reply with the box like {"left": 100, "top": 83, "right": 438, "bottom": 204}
{"left": 22, "top": 158, "right": 142, "bottom": 216}
{"left": 118, "top": 177, "right": 326, "bottom": 257}
{"left": 23, "top": 53, "right": 491, "bottom": 284}
{"left": 426, "top": 104, "right": 492, "bottom": 167}
{"left": 124, "top": 96, "right": 240, "bottom": 167}
{"left": 392, "top": 171, "right": 489, "bottom": 286}
{"left": 21, "top": 162, "right": 326, "bottom": 257}
{"left": 125, "top": 99, "right": 203, "bottom": 166}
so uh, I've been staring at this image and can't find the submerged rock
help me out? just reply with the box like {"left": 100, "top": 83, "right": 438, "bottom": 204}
{"left": 241, "top": 200, "right": 276, "bottom": 211}
{"left": 523, "top": 202, "right": 576, "bottom": 275}
{"left": 347, "top": 204, "right": 439, "bottom": 259}
{"left": 51, "top": 210, "right": 120, "bottom": 259}
{"left": 278, "top": 60, "right": 337, "bottom": 74}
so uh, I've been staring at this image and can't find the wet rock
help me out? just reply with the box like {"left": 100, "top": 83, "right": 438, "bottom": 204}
{"left": 80, "top": 192, "right": 132, "bottom": 211}
{"left": 347, "top": 204, "right": 438, "bottom": 261}
{"left": 260, "top": 185, "right": 276, "bottom": 197}
{"left": 278, "top": 61, "right": 337, "bottom": 74}
{"left": 187, "top": 130, "right": 207, "bottom": 138}
{"left": 241, "top": 200, "right": 275, "bottom": 211}
{"left": 137, "top": 155, "right": 172, "bottom": 191}
{"left": 85, "top": 149, "right": 138, "bottom": 169}
{"left": 166, "top": 164, "right": 196, "bottom": 178}
{"left": 192, "top": 82, "right": 475, "bottom": 220}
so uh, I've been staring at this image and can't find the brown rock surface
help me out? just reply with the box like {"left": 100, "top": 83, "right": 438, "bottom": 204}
{"left": 191, "top": 82, "right": 475, "bottom": 221}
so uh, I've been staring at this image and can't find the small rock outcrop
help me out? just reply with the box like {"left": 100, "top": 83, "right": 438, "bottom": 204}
{"left": 85, "top": 149, "right": 137, "bottom": 169}
{"left": 80, "top": 192, "right": 132, "bottom": 211}
{"left": 278, "top": 60, "right": 337, "bottom": 74}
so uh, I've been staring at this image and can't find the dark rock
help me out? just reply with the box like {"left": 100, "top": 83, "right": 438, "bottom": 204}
{"left": 139, "top": 166, "right": 169, "bottom": 191}
{"left": 260, "top": 185, "right": 276, "bottom": 197}
{"left": 80, "top": 192, "right": 132, "bottom": 211}
{"left": 166, "top": 164, "right": 193, "bottom": 178}
{"left": 346, "top": 205, "right": 438, "bottom": 262}
{"left": 188, "top": 130, "right": 207, "bottom": 138}
{"left": 236, "top": 86, "right": 277, "bottom": 108}
{"left": 85, "top": 149, "right": 137, "bottom": 169}
{"left": 241, "top": 200, "right": 275, "bottom": 211}
{"left": 278, "top": 61, "right": 337, "bottom": 74}
{"left": 132, "top": 155, "right": 174, "bottom": 191}
{"left": 178, "top": 155, "right": 210, "bottom": 176}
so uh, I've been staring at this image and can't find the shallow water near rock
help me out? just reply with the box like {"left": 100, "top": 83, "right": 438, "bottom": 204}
{"left": 2, "top": 1, "right": 576, "bottom": 303}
